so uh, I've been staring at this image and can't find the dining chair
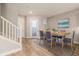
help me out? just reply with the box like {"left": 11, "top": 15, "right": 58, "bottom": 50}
{"left": 71, "top": 30, "right": 79, "bottom": 55}
{"left": 39, "top": 30, "right": 45, "bottom": 45}
{"left": 63, "top": 31, "right": 75, "bottom": 48}
{"left": 52, "top": 35, "right": 64, "bottom": 48}
{"left": 45, "top": 31, "right": 56, "bottom": 48}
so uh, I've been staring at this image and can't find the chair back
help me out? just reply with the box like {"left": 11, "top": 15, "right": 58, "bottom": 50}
{"left": 39, "top": 30, "right": 45, "bottom": 40}
{"left": 46, "top": 31, "right": 52, "bottom": 39}
{"left": 72, "top": 31, "right": 75, "bottom": 43}
{"left": 39, "top": 30, "right": 44, "bottom": 37}
{"left": 72, "top": 31, "right": 75, "bottom": 39}
{"left": 66, "top": 31, "right": 75, "bottom": 43}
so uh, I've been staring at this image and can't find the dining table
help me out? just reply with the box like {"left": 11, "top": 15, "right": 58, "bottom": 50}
{"left": 40, "top": 29, "right": 70, "bottom": 48}
{"left": 51, "top": 31, "right": 70, "bottom": 48}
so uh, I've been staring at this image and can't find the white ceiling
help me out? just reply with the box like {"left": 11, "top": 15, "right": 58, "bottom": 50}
{"left": 17, "top": 3, "right": 79, "bottom": 17}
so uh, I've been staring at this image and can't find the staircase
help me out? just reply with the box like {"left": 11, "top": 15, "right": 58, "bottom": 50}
{"left": 0, "top": 16, "right": 22, "bottom": 55}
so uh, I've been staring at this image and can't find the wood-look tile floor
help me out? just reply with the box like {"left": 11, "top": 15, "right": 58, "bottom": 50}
{"left": 33, "top": 39, "right": 73, "bottom": 56}
{"left": 8, "top": 39, "right": 79, "bottom": 56}
{"left": 8, "top": 39, "right": 54, "bottom": 56}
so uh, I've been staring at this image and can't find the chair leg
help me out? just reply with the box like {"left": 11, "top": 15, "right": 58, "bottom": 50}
{"left": 39, "top": 39, "right": 40, "bottom": 45}
{"left": 46, "top": 40, "right": 48, "bottom": 48}
{"left": 50, "top": 39, "right": 53, "bottom": 48}
{"left": 51, "top": 43, "right": 52, "bottom": 48}
{"left": 53, "top": 42, "right": 56, "bottom": 48}
{"left": 62, "top": 42, "right": 64, "bottom": 48}
{"left": 45, "top": 40, "right": 50, "bottom": 48}
{"left": 71, "top": 45, "right": 76, "bottom": 56}
{"left": 71, "top": 43, "right": 73, "bottom": 48}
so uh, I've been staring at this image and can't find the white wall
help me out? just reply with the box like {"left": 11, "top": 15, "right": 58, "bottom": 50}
{"left": 18, "top": 16, "right": 26, "bottom": 38}
{"left": 39, "top": 17, "right": 47, "bottom": 30}
{"left": 1, "top": 4, "right": 26, "bottom": 38}
{"left": 1, "top": 4, "right": 18, "bottom": 25}
{"left": 0, "top": 4, "right": 1, "bottom": 16}
{"left": 0, "top": 4, "right": 1, "bottom": 34}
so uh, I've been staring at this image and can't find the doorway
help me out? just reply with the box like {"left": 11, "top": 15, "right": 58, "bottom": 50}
{"left": 31, "top": 19, "right": 39, "bottom": 38}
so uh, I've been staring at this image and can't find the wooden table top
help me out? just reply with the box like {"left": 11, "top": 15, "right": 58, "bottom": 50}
{"left": 52, "top": 31, "right": 70, "bottom": 37}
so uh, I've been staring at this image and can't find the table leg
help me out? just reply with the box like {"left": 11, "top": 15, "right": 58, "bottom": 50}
{"left": 62, "top": 37, "right": 64, "bottom": 48}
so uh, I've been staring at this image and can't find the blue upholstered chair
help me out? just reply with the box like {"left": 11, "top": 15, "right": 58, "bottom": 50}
{"left": 45, "top": 31, "right": 56, "bottom": 48}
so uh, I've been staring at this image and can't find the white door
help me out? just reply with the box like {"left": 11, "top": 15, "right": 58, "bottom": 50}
{"left": 18, "top": 16, "right": 25, "bottom": 38}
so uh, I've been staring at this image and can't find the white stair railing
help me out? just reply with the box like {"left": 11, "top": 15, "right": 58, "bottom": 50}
{"left": 0, "top": 16, "right": 22, "bottom": 45}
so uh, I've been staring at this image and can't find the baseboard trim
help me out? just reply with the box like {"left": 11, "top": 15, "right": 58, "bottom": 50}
{"left": 0, "top": 48, "right": 21, "bottom": 56}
